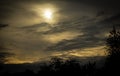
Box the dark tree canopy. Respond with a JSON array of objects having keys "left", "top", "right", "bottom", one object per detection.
[
  {"left": 104, "top": 25, "right": 120, "bottom": 75},
  {"left": 106, "top": 25, "right": 120, "bottom": 56}
]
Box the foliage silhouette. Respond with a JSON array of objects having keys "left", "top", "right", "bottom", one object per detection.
[
  {"left": 104, "top": 25, "right": 120, "bottom": 75},
  {"left": 106, "top": 25, "right": 120, "bottom": 56},
  {"left": 0, "top": 57, "right": 97, "bottom": 76},
  {"left": 37, "top": 57, "right": 96, "bottom": 76}
]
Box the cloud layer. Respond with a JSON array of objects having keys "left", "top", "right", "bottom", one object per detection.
[{"left": 0, "top": 0, "right": 120, "bottom": 64}]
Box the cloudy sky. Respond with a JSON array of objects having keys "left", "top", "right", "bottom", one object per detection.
[{"left": 0, "top": 0, "right": 120, "bottom": 64}]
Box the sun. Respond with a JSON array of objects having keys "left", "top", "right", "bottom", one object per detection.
[
  {"left": 43, "top": 9, "right": 53, "bottom": 20},
  {"left": 39, "top": 6, "right": 58, "bottom": 24}
]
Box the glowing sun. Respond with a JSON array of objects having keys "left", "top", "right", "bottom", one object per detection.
[{"left": 43, "top": 9, "right": 53, "bottom": 20}]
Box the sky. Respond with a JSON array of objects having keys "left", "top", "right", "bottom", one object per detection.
[{"left": 0, "top": 0, "right": 120, "bottom": 64}]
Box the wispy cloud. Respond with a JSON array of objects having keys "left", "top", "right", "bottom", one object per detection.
[{"left": 0, "top": 0, "right": 120, "bottom": 63}]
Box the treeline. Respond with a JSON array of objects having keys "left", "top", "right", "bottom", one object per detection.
[{"left": 0, "top": 57, "right": 97, "bottom": 76}]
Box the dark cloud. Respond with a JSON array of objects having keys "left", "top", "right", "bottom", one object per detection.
[
  {"left": 0, "top": 24, "right": 8, "bottom": 29},
  {"left": 96, "top": 11, "right": 105, "bottom": 17},
  {"left": 0, "top": 45, "right": 14, "bottom": 63},
  {"left": 0, "top": 52, "right": 13, "bottom": 64},
  {"left": 0, "top": 23, "right": 10, "bottom": 63},
  {"left": 45, "top": 33, "right": 104, "bottom": 52},
  {"left": 0, "top": 0, "right": 120, "bottom": 63},
  {"left": 43, "top": 16, "right": 91, "bottom": 34},
  {"left": 44, "top": 13, "right": 114, "bottom": 52},
  {"left": 102, "top": 13, "right": 120, "bottom": 23}
]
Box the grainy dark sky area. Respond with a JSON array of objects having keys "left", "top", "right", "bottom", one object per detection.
[{"left": 0, "top": 0, "right": 120, "bottom": 64}]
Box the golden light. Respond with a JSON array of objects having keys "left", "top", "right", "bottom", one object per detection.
[
  {"left": 44, "top": 9, "right": 53, "bottom": 19},
  {"left": 32, "top": 4, "right": 60, "bottom": 24}
]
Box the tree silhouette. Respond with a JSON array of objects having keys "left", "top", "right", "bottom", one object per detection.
[
  {"left": 37, "top": 57, "right": 97, "bottom": 76},
  {"left": 106, "top": 25, "right": 120, "bottom": 56},
  {"left": 105, "top": 25, "right": 120, "bottom": 75}
]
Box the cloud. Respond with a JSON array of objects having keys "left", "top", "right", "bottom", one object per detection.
[
  {"left": 0, "top": 12, "right": 109, "bottom": 63},
  {"left": 0, "top": 24, "right": 8, "bottom": 29},
  {"left": 1, "top": 0, "right": 120, "bottom": 63},
  {"left": 45, "top": 35, "right": 104, "bottom": 52},
  {"left": 43, "top": 31, "right": 82, "bottom": 43},
  {"left": 0, "top": 0, "right": 52, "bottom": 27},
  {"left": 43, "top": 15, "right": 110, "bottom": 52},
  {"left": 0, "top": 45, "right": 14, "bottom": 63},
  {"left": 101, "top": 13, "right": 120, "bottom": 24},
  {"left": 52, "top": 46, "right": 105, "bottom": 58},
  {"left": 0, "top": 14, "right": 109, "bottom": 63}
]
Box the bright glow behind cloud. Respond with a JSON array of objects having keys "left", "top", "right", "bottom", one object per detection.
[
  {"left": 32, "top": 4, "right": 59, "bottom": 24},
  {"left": 43, "top": 9, "right": 53, "bottom": 19}
]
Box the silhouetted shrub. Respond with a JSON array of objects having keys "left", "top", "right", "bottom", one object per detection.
[{"left": 105, "top": 25, "right": 120, "bottom": 75}]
